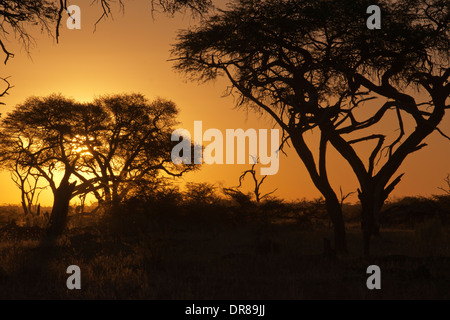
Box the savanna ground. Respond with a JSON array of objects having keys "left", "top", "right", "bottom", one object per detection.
[{"left": 1, "top": 193, "right": 450, "bottom": 300}]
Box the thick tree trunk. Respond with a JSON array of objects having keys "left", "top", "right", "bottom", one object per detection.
[
  {"left": 47, "top": 181, "right": 76, "bottom": 237},
  {"left": 290, "top": 133, "right": 348, "bottom": 255},
  {"left": 362, "top": 206, "right": 372, "bottom": 258},
  {"left": 325, "top": 196, "right": 347, "bottom": 254},
  {"left": 360, "top": 190, "right": 383, "bottom": 257},
  {"left": 110, "top": 182, "right": 123, "bottom": 216}
]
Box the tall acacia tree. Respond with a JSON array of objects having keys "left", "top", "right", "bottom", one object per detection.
[
  {"left": 172, "top": 0, "right": 449, "bottom": 254},
  {"left": 0, "top": 93, "right": 194, "bottom": 236},
  {"left": 328, "top": 0, "right": 449, "bottom": 255},
  {"left": 72, "top": 94, "right": 195, "bottom": 210},
  {"left": 0, "top": 95, "right": 86, "bottom": 235}
]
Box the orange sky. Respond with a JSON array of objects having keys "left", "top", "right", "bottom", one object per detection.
[{"left": 0, "top": 0, "right": 449, "bottom": 206}]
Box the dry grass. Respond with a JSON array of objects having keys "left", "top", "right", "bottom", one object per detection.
[
  {"left": 0, "top": 194, "right": 449, "bottom": 299},
  {"left": 1, "top": 208, "right": 450, "bottom": 299}
]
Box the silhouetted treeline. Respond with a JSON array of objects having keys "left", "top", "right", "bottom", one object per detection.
[{"left": 1, "top": 190, "right": 450, "bottom": 233}]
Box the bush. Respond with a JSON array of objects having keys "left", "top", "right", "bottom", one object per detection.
[
  {"left": 381, "top": 196, "right": 441, "bottom": 228},
  {"left": 183, "top": 182, "right": 219, "bottom": 206}
]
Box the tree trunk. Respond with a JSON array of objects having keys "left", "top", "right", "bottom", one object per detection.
[
  {"left": 21, "top": 201, "right": 29, "bottom": 216},
  {"left": 290, "top": 132, "right": 348, "bottom": 255},
  {"left": 362, "top": 205, "right": 372, "bottom": 258},
  {"left": 109, "top": 182, "right": 122, "bottom": 216},
  {"left": 359, "top": 190, "right": 383, "bottom": 257},
  {"left": 325, "top": 196, "right": 347, "bottom": 254},
  {"left": 47, "top": 181, "right": 76, "bottom": 237}
]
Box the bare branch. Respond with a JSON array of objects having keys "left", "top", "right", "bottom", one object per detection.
[
  {"left": 0, "top": 39, "right": 14, "bottom": 64},
  {"left": 438, "top": 174, "right": 450, "bottom": 195},
  {"left": 436, "top": 127, "right": 450, "bottom": 141},
  {"left": 339, "top": 186, "right": 355, "bottom": 208}
]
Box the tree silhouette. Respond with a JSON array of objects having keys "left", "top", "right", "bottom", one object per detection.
[
  {"left": 0, "top": 95, "right": 82, "bottom": 235},
  {"left": 324, "top": 0, "right": 449, "bottom": 255},
  {"left": 184, "top": 182, "right": 218, "bottom": 205},
  {"left": 0, "top": 93, "right": 194, "bottom": 236},
  {"left": 10, "top": 162, "right": 45, "bottom": 217},
  {"left": 172, "top": 0, "right": 449, "bottom": 254},
  {"left": 236, "top": 162, "right": 278, "bottom": 203},
  {"left": 73, "top": 94, "right": 196, "bottom": 211}
]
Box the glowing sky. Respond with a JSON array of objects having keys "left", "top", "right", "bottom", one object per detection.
[{"left": 0, "top": 0, "right": 449, "bottom": 206}]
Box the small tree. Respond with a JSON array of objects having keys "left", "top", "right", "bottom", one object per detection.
[
  {"left": 184, "top": 182, "right": 218, "bottom": 205},
  {"left": 10, "top": 164, "right": 45, "bottom": 217},
  {"left": 235, "top": 162, "right": 278, "bottom": 203},
  {"left": 0, "top": 95, "right": 85, "bottom": 235}
]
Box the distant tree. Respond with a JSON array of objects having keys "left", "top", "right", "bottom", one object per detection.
[
  {"left": 0, "top": 93, "right": 194, "bottom": 236},
  {"left": 127, "top": 177, "right": 183, "bottom": 205},
  {"left": 235, "top": 161, "right": 277, "bottom": 203},
  {"left": 73, "top": 94, "right": 196, "bottom": 211},
  {"left": 184, "top": 182, "right": 218, "bottom": 205},
  {"left": 222, "top": 187, "right": 253, "bottom": 208},
  {"left": 9, "top": 162, "right": 45, "bottom": 217},
  {"left": 172, "top": 0, "right": 449, "bottom": 255},
  {"left": 0, "top": 95, "right": 85, "bottom": 235}
]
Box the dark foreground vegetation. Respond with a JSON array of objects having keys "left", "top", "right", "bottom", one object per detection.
[{"left": 1, "top": 189, "right": 450, "bottom": 299}]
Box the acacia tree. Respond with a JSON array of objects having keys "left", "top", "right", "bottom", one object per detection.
[
  {"left": 172, "top": 0, "right": 356, "bottom": 253},
  {"left": 0, "top": 93, "right": 194, "bottom": 236},
  {"left": 10, "top": 163, "right": 45, "bottom": 217},
  {"left": 172, "top": 0, "right": 449, "bottom": 254},
  {"left": 328, "top": 0, "right": 449, "bottom": 255},
  {"left": 71, "top": 94, "right": 195, "bottom": 211},
  {"left": 236, "top": 162, "right": 278, "bottom": 203},
  {"left": 0, "top": 95, "right": 87, "bottom": 235}
]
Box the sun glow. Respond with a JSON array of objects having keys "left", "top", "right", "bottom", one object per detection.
[{"left": 71, "top": 135, "right": 96, "bottom": 156}]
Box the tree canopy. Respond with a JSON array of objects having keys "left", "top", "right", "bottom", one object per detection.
[{"left": 0, "top": 93, "right": 195, "bottom": 235}]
